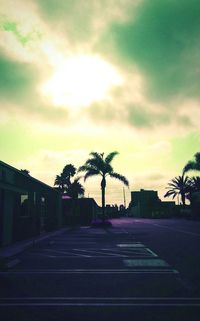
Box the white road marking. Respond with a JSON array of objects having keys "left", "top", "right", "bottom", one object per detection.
[
  {"left": 0, "top": 297, "right": 199, "bottom": 306},
  {"left": 73, "top": 248, "right": 125, "bottom": 257},
  {"left": 145, "top": 248, "right": 158, "bottom": 257},
  {"left": 146, "top": 222, "right": 200, "bottom": 237},
  {"left": 2, "top": 297, "right": 198, "bottom": 300},
  {"left": 43, "top": 249, "right": 91, "bottom": 257},
  {"left": 0, "top": 269, "right": 178, "bottom": 274},
  {"left": 0, "top": 303, "right": 199, "bottom": 307},
  {"left": 102, "top": 247, "right": 157, "bottom": 257},
  {"left": 117, "top": 243, "right": 145, "bottom": 248},
  {"left": 124, "top": 259, "right": 170, "bottom": 267}
]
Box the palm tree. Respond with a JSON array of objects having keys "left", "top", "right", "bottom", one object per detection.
[
  {"left": 164, "top": 174, "right": 190, "bottom": 205},
  {"left": 67, "top": 177, "right": 85, "bottom": 199},
  {"left": 188, "top": 176, "right": 200, "bottom": 193},
  {"left": 78, "top": 151, "right": 129, "bottom": 221},
  {"left": 184, "top": 152, "right": 200, "bottom": 173},
  {"left": 54, "top": 173, "right": 66, "bottom": 193},
  {"left": 54, "top": 164, "right": 77, "bottom": 193},
  {"left": 62, "top": 164, "right": 76, "bottom": 187}
]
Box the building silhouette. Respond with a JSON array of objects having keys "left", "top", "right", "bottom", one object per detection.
[
  {"left": 0, "top": 161, "right": 62, "bottom": 247},
  {"left": 129, "top": 189, "right": 175, "bottom": 218}
]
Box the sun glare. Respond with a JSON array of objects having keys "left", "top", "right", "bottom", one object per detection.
[{"left": 41, "top": 55, "right": 123, "bottom": 108}]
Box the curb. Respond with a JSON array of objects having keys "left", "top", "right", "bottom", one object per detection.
[{"left": 0, "top": 228, "right": 68, "bottom": 270}]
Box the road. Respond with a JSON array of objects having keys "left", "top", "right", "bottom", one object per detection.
[{"left": 1, "top": 218, "right": 200, "bottom": 320}]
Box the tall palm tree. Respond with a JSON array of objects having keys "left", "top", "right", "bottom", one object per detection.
[
  {"left": 164, "top": 174, "right": 190, "bottom": 205},
  {"left": 184, "top": 152, "right": 200, "bottom": 173},
  {"left": 78, "top": 151, "right": 129, "bottom": 220}
]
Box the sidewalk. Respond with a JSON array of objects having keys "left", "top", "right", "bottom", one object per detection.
[{"left": 0, "top": 227, "right": 68, "bottom": 260}]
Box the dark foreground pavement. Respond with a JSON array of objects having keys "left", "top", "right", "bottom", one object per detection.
[{"left": 1, "top": 218, "right": 200, "bottom": 320}]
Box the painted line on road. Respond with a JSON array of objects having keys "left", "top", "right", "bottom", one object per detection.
[
  {"left": 110, "top": 247, "right": 156, "bottom": 255},
  {"left": 101, "top": 248, "right": 154, "bottom": 257},
  {"left": 72, "top": 248, "right": 126, "bottom": 257},
  {"left": 117, "top": 243, "right": 145, "bottom": 248},
  {"left": 25, "top": 254, "right": 157, "bottom": 259},
  {"left": 0, "top": 269, "right": 178, "bottom": 274},
  {"left": 43, "top": 249, "right": 91, "bottom": 257},
  {"left": 145, "top": 248, "right": 158, "bottom": 257},
  {"left": 124, "top": 259, "right": 170, "bottom": 267},
  {"left": 146, "top": 222, "right": 200, "bottom": 237},
  {"left": 1, "top": 297, "right": 199, "bottom": 300},
  {"left": 0, "top": 302, "right": 199, "bottom": 307}
]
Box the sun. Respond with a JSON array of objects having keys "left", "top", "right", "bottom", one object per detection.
[{"left": 41, "top": 54, "right": 123, "bottom": 109}]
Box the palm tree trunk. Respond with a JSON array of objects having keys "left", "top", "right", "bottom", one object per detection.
[
  {"left": 101, "top": 176, "right": 106, "bottom": 222},
  {"left": 181, "top": 193, "right": 186, "bottom": 206}
]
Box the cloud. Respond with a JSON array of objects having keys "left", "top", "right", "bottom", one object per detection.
[
  {"left": 35, "top": 0, "right": 136, "bottom": 44},
  {"left": 0, "top": 16, "right": 41, "bottom": 45},
  {"left": 107, "top": 0, "right": 200, "bottom": 101},
  {"left": 0, "top": 51, "right": 69, "bottom": 125},
  {"left": 0, "top": 52, "right": 37, "bottom": 101}
]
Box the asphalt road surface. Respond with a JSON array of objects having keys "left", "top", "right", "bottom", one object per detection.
[{"left": 1, "top": 218, "right": 200, "bottom": 321}]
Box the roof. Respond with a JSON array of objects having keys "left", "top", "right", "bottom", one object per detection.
[{"left": 0, "top": 160, "right": 59, "bottom": 192}]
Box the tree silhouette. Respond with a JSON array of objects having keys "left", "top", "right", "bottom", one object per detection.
[
  {"left": 67, "top": 177, "right": 85, "bottom": 199},
  {"left": 54, "top": 173, "right": 66, "bottom": 193},
  {"left": 62, "top": 164, "right": 76, "bottom": 186},
  {"left": 78, "top": 151, "right": 129, "bottom": 221},
  {"left": 164, "top": 174, "right": 190, "bottom": 205},
  {"left": 188, "top": 176, "right": 200, "bottom": 194},
  {"left": 21, "top": 169, "right": 30, "bottom": 175},
  {"left": 54, "top": 164, "right": 84, "bottom": 198},
  {"left": 184, "top": 152, "right": 200, "bottom": 173}
]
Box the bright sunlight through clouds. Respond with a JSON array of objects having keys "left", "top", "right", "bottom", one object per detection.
[
  {"left": 41, "top": 55, "right": 123, "bottom": 109},
  {"left": 1, "top": 0, "right": 200, "bottom": 205}
]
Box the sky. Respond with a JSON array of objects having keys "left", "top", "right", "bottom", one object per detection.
[{"left": 0, "top": 0, "right": 200, "bottom": 206}]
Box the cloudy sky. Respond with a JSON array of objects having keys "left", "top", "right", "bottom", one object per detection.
[{"left": 0, "top": 0, "right": 200, "bottom": 205}]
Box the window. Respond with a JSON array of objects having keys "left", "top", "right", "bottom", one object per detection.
[{"left": 20, "top": 193, "right": 29, "bottom": 217}]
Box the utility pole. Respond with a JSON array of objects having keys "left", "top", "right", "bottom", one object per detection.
[{"left": 123, "top": 187, "right": 126, "bottom": 209}]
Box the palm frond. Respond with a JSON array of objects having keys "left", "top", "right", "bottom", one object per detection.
[
  {"left": 78, "top": 164, "right": 97, "bottom": 172},
  {"left": 184, "top": 153, "right": 200, "bottom": 173},
  {"left": 62, "top": 164, "right": 76, "bottom": 177},
  {"left": 109, "top": 172, "right": 129, "bottom": 187},
  {"left": 164, "top": 190, "right": 177, "bottom": 198},
  {"left": 105, "top": 151, "right": 119, "bottom": 164},
  {"left": 84, "top": 170, "right": 100, "bottom": 182}
]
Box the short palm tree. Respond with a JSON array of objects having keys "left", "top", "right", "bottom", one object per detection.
[
  {"left": 164, "top": 174, "right": 190, "bottom": 205},
  {"left": 54, "top": 173, "right": 66, "bottom": 193},
  {"left": 78, "top": 151, "right": 129, "bottom": 220},
  {"left": 67, "top": 177, "right": 85, "bottom": 199},
  {"left": 54, "top": 164, "right": 77, "bottom": 193},
  {"left": 62, "top": 164, "right": 76, "bottom": 187},
  {"left": 188, "top": 176, "right": 200, "bottom": 193},
  {"left": 184, "top": 152, "right": 200, "bottom": 173}
]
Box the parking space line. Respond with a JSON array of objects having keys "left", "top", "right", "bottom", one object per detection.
[
  {"left": 43, "top": 249, "right": 91, "bottom": 257},
  {"left": 145, "top": 248, "right": 158, "bottom": 257},
  {"left": 0, "top": 269, "right": 178, "bottom": 274},
  {"left": 124, "top": 259, "right": 170, "bottom": 267},
  {"left": 73, "top": 248, "right": 127, "bottom": 257},
  {"left": 2, "top": 296, "right": 199, "bottom": 306},
  {"left": 117, "top": 243, "right": 145, "bottom": 248}
]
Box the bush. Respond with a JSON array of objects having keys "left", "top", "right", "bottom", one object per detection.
[{"left": 91, "top": 218, "right": 112, "bottom": 228}]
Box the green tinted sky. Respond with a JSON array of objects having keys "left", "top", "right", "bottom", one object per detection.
[{"left": 0, "top": 0, "right": 199, "bottom": 205}]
